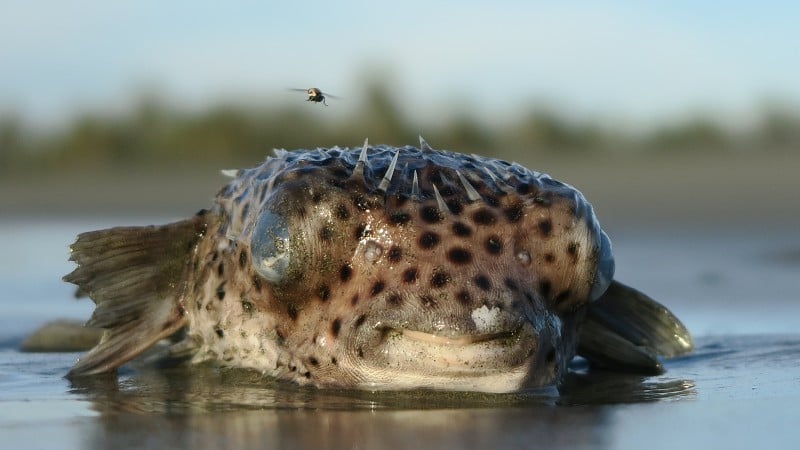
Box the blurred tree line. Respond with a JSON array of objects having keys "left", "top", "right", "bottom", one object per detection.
[{"left": 1, "top": 79, "right": 798, "bottom": 174}]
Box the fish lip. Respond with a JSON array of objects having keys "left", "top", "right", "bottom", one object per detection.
[{"left": 394, "top": 326, "right": 522, "bottom": 346}]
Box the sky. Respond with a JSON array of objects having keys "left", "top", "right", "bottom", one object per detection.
[{"left": 1, "top": 0, "right": 798, "bottom": 128}]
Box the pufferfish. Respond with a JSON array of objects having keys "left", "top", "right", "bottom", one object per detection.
[{"left": 64, "top": 138, "right": 693, "bottom": 393}]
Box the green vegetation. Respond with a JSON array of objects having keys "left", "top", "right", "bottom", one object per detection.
[{"left": 2, "top": 84, "right": 798, "bottom": 174}]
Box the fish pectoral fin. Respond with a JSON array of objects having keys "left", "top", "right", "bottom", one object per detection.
[
  {"left": 63, "top": 214, "right": 211, "bottom": 377},
  {"left": 577, "top": 320, "right": 663, "bottom": 374},
  {"left": 577, "top": 280, "right": 694, "bottom": 373}
]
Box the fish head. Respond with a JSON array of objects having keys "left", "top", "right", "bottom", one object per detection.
[{"left": 237, "top": 143, "right": 614, "bottom": 392}]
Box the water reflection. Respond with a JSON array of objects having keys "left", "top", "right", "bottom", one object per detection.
[
  {"left": 68, "top": 363, "right": 696, "bottom": 415},
  {"left": 65, "top": 364, "right": 696, "bottom": 449}
]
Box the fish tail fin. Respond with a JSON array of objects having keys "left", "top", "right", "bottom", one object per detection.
[
  {"left": 63, "top": 214, "right": 210, "bottom": 377},
  {"left": 577, "top": 280, "right": 694, "bottom": 374}
]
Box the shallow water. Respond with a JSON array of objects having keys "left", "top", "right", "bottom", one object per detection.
[{"left": 1, "top": 219, "right": 799, "bottom": 449}]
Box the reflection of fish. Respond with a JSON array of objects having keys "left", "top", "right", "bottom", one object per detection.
[
  {"left": 289, "top": 87, "right": 338, "bottom": 106},
  {"left": 64, "top": 138, "right": 693, "bottom": 393}
]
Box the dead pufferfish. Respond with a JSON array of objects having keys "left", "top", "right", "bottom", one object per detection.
[{"left": 64, "top": 138, "right": 693, "bottom": 393}]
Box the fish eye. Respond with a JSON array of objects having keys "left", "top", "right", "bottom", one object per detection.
[{"left": 250, "top": 209, "right": 291, "bottom": 283}]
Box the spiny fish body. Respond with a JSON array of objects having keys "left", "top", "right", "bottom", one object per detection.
[{"left": 64, "top": 139, "right": 692, "bottom": 393}]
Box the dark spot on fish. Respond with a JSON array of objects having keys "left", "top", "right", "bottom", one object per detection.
[
  {"left": 421, "top": 205, "right": 444, "bottom": 224},
  {"left": 287, "top": 304, "right": 298, "bottom": 321},
  {"left": 555, "top": 290, "right": 571, "bottom": 303},
  {"left": 215, "top": 327, "right": 224, "bottom": 338},
  {"left": 516, "top": 183, "right": 533, "bottom": 195},
  {"left": 419, "top": 232, "right": 440, "bottom": 249},
  {"left": 474, "top": 274, "right": 492, "bottom": 291},
  {"left": 472, "top": 208, "right": 496, "bottom": 225},
  {"left": 241, "top": 299, "right": 253, "bottom": 314},
  {"left": 446, "top": 199, "right": 463, "bottom": 214},
  {"left": 211, "top": 251, "right": 219, "bottom": 262},
  {"left": 431, "top": 270, "right": 451, "bottom": 288},
  {"left": 447, "top": 247, "right": 472, "bottom": 265},
  {"left": 217, "top": 262, "right": 224, "bottom": 276},
  {"left": 544, "top": 253, "right": 555, "bottom": 263},
  {"left": 252, "top": 276, "right": 262, "bottom": 291},
  {"left": 378, "top": 326, "right": 392, "bottom": 343},
  {"left": 402, "top": 267, "right": 419, "bottom": 283},
  {"left": 485, "top": 236, "right": 503, "bottom": 255},
  {"left": 303, "top": 372, "right": 312, "bottom": 379},
  {"left": 420, "top": 295, "right": 436, "bottom": 308},
  {"left": 357, "top": 347, "right": 365, "bottom": 358},
  {"left": 484, "top": 195, "right": 500, "bottom": 207},
  {"left": 567, "top": 242, "right": 579, "bottom": 261},
  {"left": 316, "top": 284, "right": 330, "bottom": 302},
  {"left": 538, "top": 219, "right": 552, "bottom": 236},
  {"left": 504, "top": 278, "right": 518, "bottom": 291},
  {"left": 504, "top": 203, "right": 524, "bottom": 222},
  {"left": 387, "top": 246, "right": 403, "bottom": 263},
  {"left": 452, "top": 222, "right": 472, "bottom": 237},
  {"left": 439, "top": 185, "right": 455, "bottom": 197},
  {"left": 354, "top": 314, "right": 366, "bottom": 329},
  {"left": 331, "top": 357, "right": 338, "bottom": 365},
  {"left": 389, "top": 211, "right": 411, "bottom": 225},
  {"left": 216, "top": 282, "right": 226, "bottom": 301},
  {"left": 351, "top": 294, "right": 359, "bottom": 306},
  {"left": 340, "top": 263, "right": 353, "bottom": 283},
  {"left": 539, "top": 280, "right": 552, "bottom": 298},
  {"left": 319, "top": 224, "right": 334, "bottom": 241},
  {"left": 387, "top": 293, "right": 403, "bottom": 307},
  {"left": 371, "top": 281, "right": 385, "bottom": 296},
  {"left": 425, "top": 168, "right": 442, "bottom": 184},
  {"left": 331, "top": 319, "right": 341, "bottom": 338},
  {"left": 335, "top": 203, "right": 350, "bottom": 220},
  {"left": 457, "top": 290, "right": 471, "bottom": 305},
  {"left": 239, "top": 249, "right": 247, "bottom": 268}
]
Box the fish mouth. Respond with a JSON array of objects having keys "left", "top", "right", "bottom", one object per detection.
[{"left": 349, "top": 321, "right": 546, "bottom": 393}]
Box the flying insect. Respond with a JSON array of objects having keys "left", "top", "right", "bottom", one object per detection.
[{"left": 289, "top": 87, "right": 339, "bottom": 106}]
